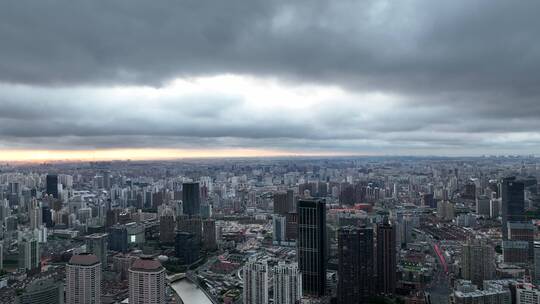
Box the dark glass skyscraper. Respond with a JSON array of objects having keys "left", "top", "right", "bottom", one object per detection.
[
  {"left": 175, "top": 231, "right": 200, "bottom": 265},
  {"left": 297, "top": 199, "right": 326, "bottom": 297},
  {"left": 46, "top": 174, "right": 58, "bottom": 199},
  {"left": 274, "top": 191, "right": 289, "bottom": 215},
  {"left": 182, "top": 182, "right": 200, "bottom": 216},
  {"left": 42, "top": 206, "right": 53, "bottom": 228},
  {"left": 377, "top": 222, "right": 397, "bottom": 295},
  {"left": 108, "top": 225, "right": 128, "bottom": 253},
  {"left": 338, "top": 226, "right": 374, "bottom": 304},
  {"left": 501, "top": 177, "right": 525, "bottom": 240}
]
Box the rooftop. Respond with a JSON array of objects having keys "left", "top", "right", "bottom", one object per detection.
[
  {"left": 69, "top": 253, "right": 100, "bottom": 266},
  {"left": 130, "top": 257, "right": 164, "bottom": 272}
]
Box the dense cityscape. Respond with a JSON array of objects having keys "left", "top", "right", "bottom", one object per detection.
[{"left": 0, "top": 156, "right": 539, "bottom": 303}]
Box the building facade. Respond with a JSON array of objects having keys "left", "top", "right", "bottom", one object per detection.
[
  {"left": 377, "top": 222, "right": 397, "bottom": 295},
  {"left": 128, "top": 257, "right": 166, "bottom": 304},
  {"left": 66, "top": 254, "right": 102, "bottom": 304},
  {"left": 243, "top": 259, "right": 269, "bottom": 304},
  {"left": 297, "top": 199, "right": 327, "bottom": 297},
  {"left": 273, "top": 262, "right": 302, "bottom": 304},
  {"left": 338, "top": 226, "right": 374, "bottom": 303}
]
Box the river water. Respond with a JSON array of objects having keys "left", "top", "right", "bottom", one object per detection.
[{"left": 171, "top": 278, "right": 213, "bottom": 304}]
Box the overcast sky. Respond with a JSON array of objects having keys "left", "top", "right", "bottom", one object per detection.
[{"left": 1, "top": 0, "right": 540, "bottom": 159}]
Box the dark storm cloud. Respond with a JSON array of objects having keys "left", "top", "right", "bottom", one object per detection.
[
  {"left": 1, "top": 0, "right": 539, "bottom": 92},
  {"left": 1, "top": 0, "right": 540, "bottom": 154}
]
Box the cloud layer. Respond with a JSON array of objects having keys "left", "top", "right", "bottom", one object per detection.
[{"left": 1, "top": 0, "right": 540, "bottom": 156}]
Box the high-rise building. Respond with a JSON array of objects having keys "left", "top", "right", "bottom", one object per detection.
[
  {"left": 535, "top": 242, "right": 540, "bottom": 285},
  {"left": 202, "top": 219, "right": 217, "bottom": 251},
  {"left": 15, "top": 278, "right": 64, "bottom": 304},
  {"left": 66, "top": 254, "right": 102, "bottom": 304},
  {"left": 273, "top": 262, "right": 302, "bottom": 304},
  {"left": 175, "top": 231, "right": 200, "bottom": 265},
  {"left": 42, "top": 205, "right": 53, "bottom": 228},
  {"left": 103, "top": 171, "right": 111, "bottom": 190},
  {"left": 516, "top": 283, "right": 540, "bottom": 304},
  {"left": 461, "top": 239, "right": 495, "bottom": 287},
  {"left": 274, "top": 192, "right": 289, "bottom": 215},
  {"left": 243, "top": 259, "right": 269, "bottom": 304},
  {"left": 501, "top": 177, "right": 525, "bottom": 240},
  {"left": 29, "top": 199, "right": 42, "bottom": 230},
  {"left": 377, "top": 222, "right": 397, "bottom": 295},
  {"left": 0, "top": 242, "right": 3, "bottom": 271},
  {"left": 297, "top": 199, "right": 327, "bottom": 297},
  {"left": 285, "top": 212, "right": 298, "bottom": 242},
  {"left": 46, "top": 174, "right": 59, "bottom": 199},
  {"left": 273, "top": 215, "right": 287, "bottom": 245},
  {"left": 18, "top": 236, "right": 40, "bottom": 273},
  {"left": 476, "top": 195, "right": 491, "bottom": 217},
  {"left": 177, "top": 215, "right": 202, "bottom": 244},
  {"left": 113, "top": 253, "right": 136, "bottom": 280},
  {"left": 85, "top": 233, "right": 109, "bottom": 269},
  {"left": 159, "top": 207, "right": 176, "bottom": 244},
  {"left": 108, "top": 224, "right": 128, "bottom": 253},
  {"left": 287, "top": 189, "right": 296, "bottom": 212},
  {"left": 129, "top": 256, "right": 166, "bottom": 304},
  {"left": 507, "top": 221, "right": 535, "bottom": 260},
  {"left": 338, "top": 226, "right": 374, "bottom": 303},
  {"left": 182, "top": 182, "right": 200, "bottom": 216}
]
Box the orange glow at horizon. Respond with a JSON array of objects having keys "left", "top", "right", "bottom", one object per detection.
[{"left": 0, "top": 148, "right": 348, "bottom": 162}]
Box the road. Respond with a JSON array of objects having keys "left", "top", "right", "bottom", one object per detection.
[{"left": 428, "top": 243, "right": 452, "bottom": 304}]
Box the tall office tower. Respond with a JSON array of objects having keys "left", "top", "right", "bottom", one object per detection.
[
  {"left": 102, "top": 171, "right": 111, "bottom": 190},
  {"left": 285, "top": 212, "right": 298, "bottom": 241},
  {"left": 318, "top": 182, "right": 328, "bottom": 197},
  {"left": 476, "top": 195, "right": 491, "bottom": 217},
  {"left": 376, "top": 222, "right": 397, "bottom": 295},
  {"left": 0, "top": 242, "right": 3, "bottom": 271},
  {"left": 177, "top": 216, "right": 202, "bottom": 244},
  {"left": 42, "top": 205, "right": 53, "bottom": 228},
  {"left": 66, "top": 254, "right": 102, "bottom": 304},
  {"left": 534, "top": 242, "right": 540, "bottom": 284},
  {"left": 273, "top": 262, "right": 302, "bottom": 304},
  {"left": 128, "top": 257, "right": 166, "bottom": 304},
  {"left": 108, "top": 224, "right": 128, "bottom": 253},
  {"left": 29, "top": 199, "right": 42, "bottom": 230},
  {"left": 507, "top": 221, "right": 536, "bottom": 261},
  {"left": 461, "top": 239, "right": 495, "bottom": 287},
  {"left": 182, "top": 182, "right": 200, "bottom": 216},
  {"left": 297, "top": 199, "right": 327, "bottom": 297},
  {"left": 274, "top": 192, "right": 289, "bottom": 215},
  {"left": 175, "top": 231, "right": 200, "bottom": 265},
  {"left": 243, "top": 259, "right": 269, "bottom": 304},
  {"left": 159, "top": 207, "right": 176, "bottom": 244},
  {"left": 46, "top": 174, "right": 59, "bottom": 199},
  {"left": 287, "top": 189, "right": 296, "bottom": 212},
  {"left": 0, "top": 199, "right": 10, "bottom": 223},
  {"left": 504, "top": 222, "right": 535, "bottom": 263},
  {"left": 501, "top": 177, "right": 525, "bottom": 240},
  {"left": 273, "top": 215, "right": 287, "bottom": 245},
  {"left": 16, "top": 278, "right": 64, "bottom": 304},
  {"left": 200, "top": 203, "right": 212, "bottom": 218},
  {"left": 202, "top": 219, "right": 217, "bottom": 251},
  {"left": 338, "top": 226, "right": 374, "bottom": 303},
  {"left": 18, "top": 236, "right": 40, "bottom": 273},
  {"left": 85, "top": 233, "right": 109, "bottom": 269}
]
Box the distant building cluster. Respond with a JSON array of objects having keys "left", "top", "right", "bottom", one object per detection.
[{"left": 1, "top": 157, "right": 540, "bottom": 303}]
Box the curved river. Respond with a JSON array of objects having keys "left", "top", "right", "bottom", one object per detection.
[{"left": 171, "top": 279, "right": 213, "bottom": 304}]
